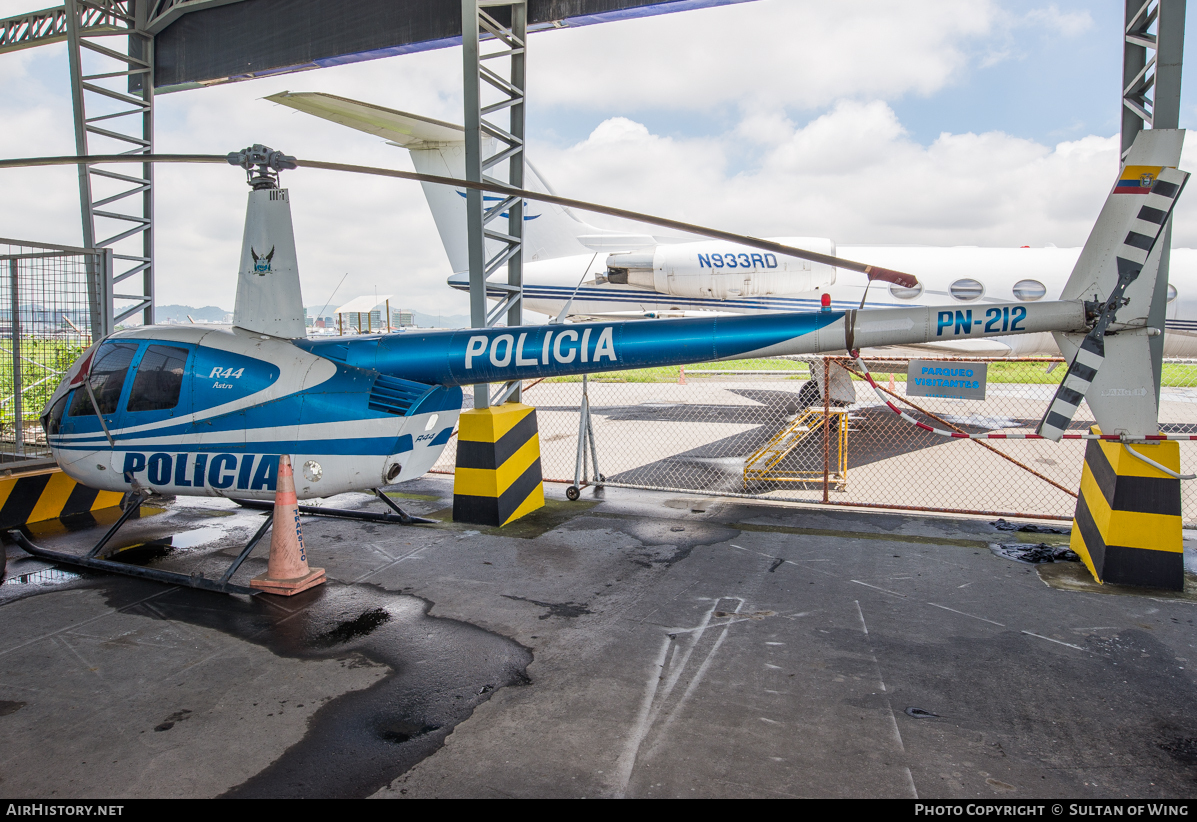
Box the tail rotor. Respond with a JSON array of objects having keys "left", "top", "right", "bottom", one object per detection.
[{"left": 1036, "top": 138, "right": 1189, "bottom": 440}]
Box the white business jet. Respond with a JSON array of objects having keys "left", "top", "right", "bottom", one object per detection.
[{"left": 269, "top": 91, "right": 1197, "bottom": 357}]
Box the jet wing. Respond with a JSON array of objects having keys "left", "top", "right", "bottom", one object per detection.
[{"left": 266, "top": 91, "right": 463, "bottom": 149}]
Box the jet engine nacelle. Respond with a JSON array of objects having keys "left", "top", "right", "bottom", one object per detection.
[{"left": 603, "top": 238, "right": 837, "bottom": 301}]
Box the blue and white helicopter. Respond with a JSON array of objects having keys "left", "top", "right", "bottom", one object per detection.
[{"left": 16, "top": 132, "right": 1188, "bottom": 593}]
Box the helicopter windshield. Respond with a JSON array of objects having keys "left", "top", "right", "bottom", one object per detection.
[{"left": 67, "top": 342, "right": 138, "bottom": 417}]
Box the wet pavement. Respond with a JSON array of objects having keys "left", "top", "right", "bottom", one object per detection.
[{"left": 1, "top": 479, "right": 1196, "bottom": 798}]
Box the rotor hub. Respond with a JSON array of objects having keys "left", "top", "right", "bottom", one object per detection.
[{"left": 227, "top": 144, "right": 298, "bottom": 190}]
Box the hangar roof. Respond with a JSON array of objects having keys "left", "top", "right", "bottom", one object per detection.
[{"left": 153, "top": 0, "right": 753, "bottom": 92}]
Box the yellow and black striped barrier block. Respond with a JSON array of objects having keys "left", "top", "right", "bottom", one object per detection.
[
  {"left": 0, "top": 467, "right": 125, "bottom": 531},
  {"left": 453, "top": 403, "right": 545, "bottom": 527},
  {"left": 1072, "top": 427, "right": 1184, "bottom": 590}
]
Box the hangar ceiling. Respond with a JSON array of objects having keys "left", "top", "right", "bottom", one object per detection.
[{"left": 151, "top": 0, "right": 753, "bottom": 91}]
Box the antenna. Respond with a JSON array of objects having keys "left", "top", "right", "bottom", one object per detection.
[{"left": 318, "top": 273, "right": 349, "bottom": 320}]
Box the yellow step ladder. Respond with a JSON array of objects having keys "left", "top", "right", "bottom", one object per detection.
[{"left": 744, "top": 408, "right": 850, "bottom": 489}]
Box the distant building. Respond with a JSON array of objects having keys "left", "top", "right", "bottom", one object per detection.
[{"left": 393, "top": 309, "right": 414, "bottom": 328}]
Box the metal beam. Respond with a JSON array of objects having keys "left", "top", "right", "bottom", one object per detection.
[
  {"left": 66, "top": 0, "right": 154, "bottom": 331},
  {"left": 1122, "top": 0, "right": 1185, "bottom": 409},
  {"left": 150, "top": 0, "right": 757, "bottom": 92},
  {"left": 1122, "top": 0, "right": 1186, "bottom": 155},
  {"left": 0, "top": 1, "right": 129, "bottom": 56},
  {"left": 463, "top": 0, "right": 526, "bottom": 409},
  {"left": 143, "top": 0, "right": 243, "bottom": 35}
]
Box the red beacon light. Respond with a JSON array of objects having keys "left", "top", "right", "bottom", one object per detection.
[{"left": 820, "top": 292, "right": 831, "bottom": 311}]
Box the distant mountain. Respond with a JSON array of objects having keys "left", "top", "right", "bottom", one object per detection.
[{"left": 156, "top": 304, "right": 229, "bottom": 322}]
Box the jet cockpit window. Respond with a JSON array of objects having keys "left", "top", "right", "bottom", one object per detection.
[
  {"left": 127, "top": 345, "right": 189, "bottom": 413},
  {"left": 1012, "top": 279, "right": 1047, "bottom": 301},
  {"left": 67, "top": 342, "right": 138, "bottom": 417},
  {"left": 949, "top": 279, "right": 985, "bottom": 301},
  {"left": 888, "top": 282, "right": 923, "bottom": 300}
]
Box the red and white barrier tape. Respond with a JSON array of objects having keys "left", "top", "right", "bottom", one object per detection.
[{"left": 849, "top": 355, "right": 1197, "bottom": 443}]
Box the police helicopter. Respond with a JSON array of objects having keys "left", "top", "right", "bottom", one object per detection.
[{"left": 3, "top": 130, "right": 1186, "bottom": 593}]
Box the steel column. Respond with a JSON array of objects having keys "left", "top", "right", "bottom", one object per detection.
[
  {"left": 462, "top": 0, "right": 527, "bottom": 409},
  {"left": 65, "top": 0, "right": 154, "bottom": 332},
  {"left": 1122, "top": 0, "right": 1185, "bottom": 406},
  {"left": 8, "top": 258, "right": 21, "bottom": 455},
  {"left": 1122, "top": 0, "right": 1186, "bottom": 152}
]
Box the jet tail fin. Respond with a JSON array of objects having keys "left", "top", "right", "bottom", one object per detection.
[
  {"left": 1037, "top": 129, "right": 1188, "bottom": 439},
  {"left": 266, "top": 91, "right": 630, "bottom": 271}
]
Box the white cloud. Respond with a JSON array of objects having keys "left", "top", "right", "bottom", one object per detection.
[
  {"left": 532, "top": 100, "right": 1187, "bottom": 254},
  {"left": 533, "top": 0, "right": 997, "bottom": 112},
  {"left": 0, "top": 0, "right": 1178, "bottom": 324},
  {"left": 977, "top": 4, "right": 1095, "bottom": 69},
  {"left": 146, "top": 50, "right": 470, "bottom": 314},
  {"left": 1023, "top": 5, "right": 1094, "bottom": 38}
]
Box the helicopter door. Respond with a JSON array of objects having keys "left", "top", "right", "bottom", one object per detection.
[
  {"left": 58, "top": 341, "right": 139, "bottom": 470},
  {"left": 109, "top": 344, "right": 192, "bottom": 490}
]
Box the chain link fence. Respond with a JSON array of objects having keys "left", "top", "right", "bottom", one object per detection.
[
  {"left": 431, "top": 355, "right": 1197, "bottom": 525},
  {"left": 0, "top": 239, "right": 106, "bottom": 465}
]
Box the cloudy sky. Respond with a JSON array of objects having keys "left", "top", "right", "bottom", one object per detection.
[{"left": 2, "top": 0, "right": 1197, "bottom": 320}]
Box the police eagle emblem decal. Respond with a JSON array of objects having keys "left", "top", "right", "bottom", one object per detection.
[{"left": 250, "top": 246, "right": 275, "bottom": 275}]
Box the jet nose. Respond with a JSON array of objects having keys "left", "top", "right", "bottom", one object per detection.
[{"left": 447, "top": 272, "right": 469, "bottom": 292}]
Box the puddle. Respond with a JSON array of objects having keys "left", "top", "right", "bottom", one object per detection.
[
  {"left": 431, "top": 498, "right": 601, "bottom": 540},
  {"left": 166, "top": 526, "right": 229, "bottom": 550},
  {"left": 1038, "top": 562, "right": 1197, "bottom": 602},
  {"left": 93, "top": 580, "right": 532, "bottom": 799},
  {"left": 1159, "top": 738, "right": 1197, "bottom": 764},
  {"left": 502, "top": 595, "right": 592, "bottom": 620},
  {"left": 1, "top": 566, "right": 82, "bottom": 588},
  {"left": 1185, "top": 543, "right": 1197, "bottom": 576},
  {"left": 104, "top": 525, "right": 244, "bottom": 566},
  {"left": 312, "top": 607, "right": 392, "bottom": 646}
]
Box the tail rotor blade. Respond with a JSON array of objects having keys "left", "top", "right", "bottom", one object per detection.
[{"left": 1037, "top": 333, "right": 1105, "bottom": 440}]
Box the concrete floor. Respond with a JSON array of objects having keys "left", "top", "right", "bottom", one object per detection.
[{"left": 1, "top": 478, "right": 1196, "bottom": 799}]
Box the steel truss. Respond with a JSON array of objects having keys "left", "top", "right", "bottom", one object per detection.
[
  {"left": 0, "top": 2, "right": 123, "bottom": 54},
  {"left": 462, "top": 0, "right": 527, "bottom": 409},
  {"left": 64, "top": 0, "right": 154, "bottom": 329},
  {"left": 1122, "top": 0, "right": 1186, "bottom": 155},
  {"left": 1121, "top": 0, "right": 1186, "bottom": 405}
]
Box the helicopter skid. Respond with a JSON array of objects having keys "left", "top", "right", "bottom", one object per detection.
[
  {"left": 232, "top": 494, "right": 436, "bottom": 525},
  {"left": 7, "top": 497, "right": 272, "bottom": 595}
]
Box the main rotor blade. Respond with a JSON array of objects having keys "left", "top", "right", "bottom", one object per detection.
[
  {"left": 0, "top": 152, "right": 917, "bottom": 288},
  {"left": 1037, "top": 333, "right": 1104, "bottom": 441}
]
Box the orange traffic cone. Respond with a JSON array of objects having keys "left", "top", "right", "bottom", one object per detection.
[
  {"left": 251, "top": 455, "right": 326, "bottom": 596},
  {"left": 679, "top": 365, "right": 686, "bottom": 385},
  {"left": 887, "top": 373, "right": 896, "bottom": 393}
]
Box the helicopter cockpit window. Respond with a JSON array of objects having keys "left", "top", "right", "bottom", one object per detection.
[
  {"left": 67, "top": 342, "right": 138, "bottom": 417},
  {"left": 127, "top": 345, "right": 189, "bottom": 413}
]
